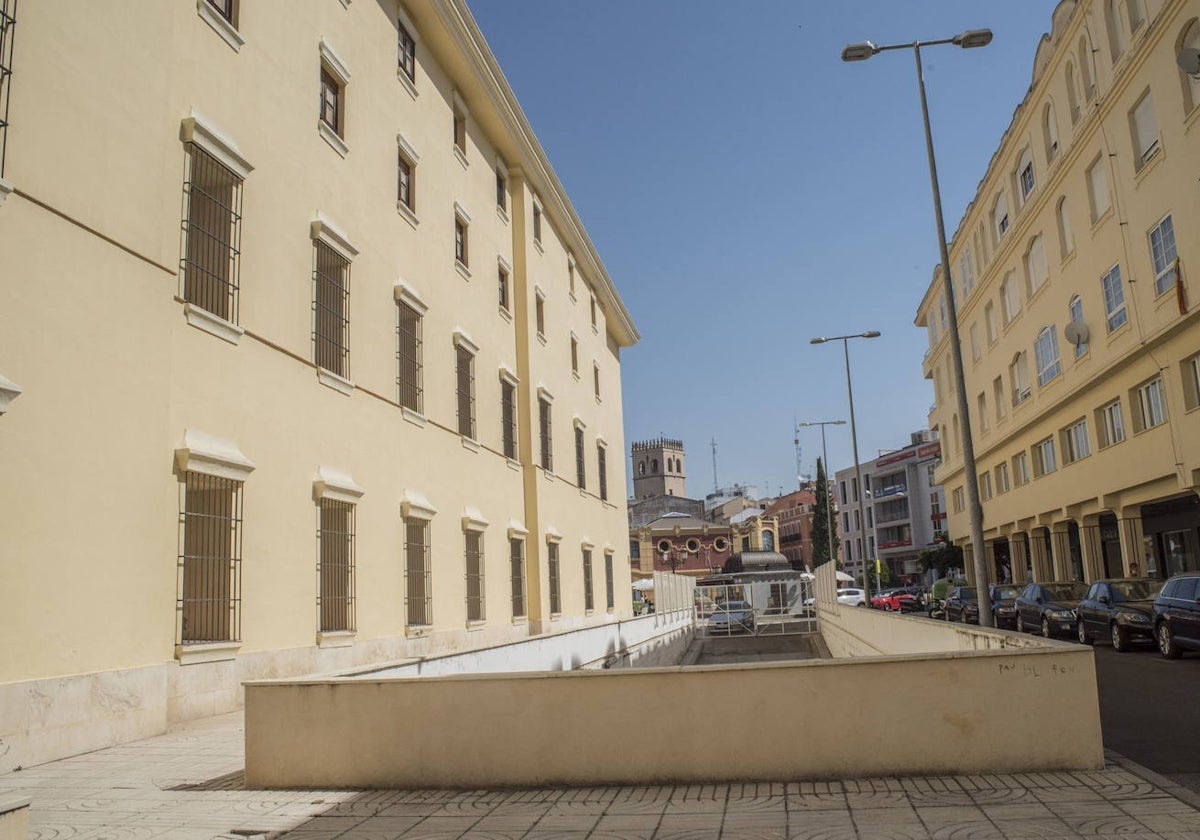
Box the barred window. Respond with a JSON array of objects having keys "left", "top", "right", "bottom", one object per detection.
[
  {"left": 465, "top": 531, "right": 484, "bottom": 622},
  {"left": 598, "top": 444, "right": 608, "bottom": 502},
  {"left": 318, "top": 499, "right": 355, "bottom": 632},
  {"left": 0, "top": 0, "right": 16, "bottom": 179},
  {"left": 178, "top": 471, "right": 243, "bottom": 644},
  {"left": 547, "top": 541, "right": 561, "bottom": 615},
  {"left": 455, "top": 344, "right": 475, "bottom": 439},
  {"left": 396, "top": 301, "right": 423, "bottom": 412},
  {"left": 405, "top": 519, "right": 431, "bottom": 627},
  {"left": 510, "top": 538, "right": 526, "bottom": 618},
  {"left": 574, "top": 425, "right": 586, "bottom": 488},
  {"left": 397, "top": 20, "right": 416, "bottom": 82},
  {"left": 604, "top": 552, "right": 615, "bottom": 611},
  {"left": 182, "top": 144, "right": 243, "bottom": 323},
  {"left": 501, "top": 377, "right": 517, "bottom": 460},
  {"left": 583, "top": 548, "right": 594, "bottom": 612},
  {"left": 539, "top": 396, "right": 553, "bottom": 470},
  {"left": 314, "top": 241, "right": 350, "bottom": 377}
]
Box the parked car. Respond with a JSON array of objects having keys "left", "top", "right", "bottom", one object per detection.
[
  {"left": 989, "top": 584, "right": 1024, "bottom": 629},
  {"left": 1014, "top": 581, "right": 1088, "bottom": 638},
  {"left": 836, "top": 588, "right": 867, "bottom": 607},
  {"left": 945, "top": 586, "right": 978, "bottom": 623},
  {"left": 927, "top": 577, "right": 967, "bottom": 618},
  {"left": 870, "top": 588, "right": 921, "bottom": 611},
  {"left": 900, "top": 586, "right": 930, "bottom": 612},
  {"left": 1152, "top": 572, "right": 1200, "bottom": 658},
  {"left": 1076, "top": 578, "right": 1164, "bottom": 651},
  {"left": 708, "top": 600, "right": 755, "bottom": 634}
]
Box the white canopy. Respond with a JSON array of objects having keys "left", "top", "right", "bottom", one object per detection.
[
  {"left": 835, "top": 571, "right": 854, "bottom": 582},
  {"left": 631, "top": 579, "right": 655, "bottom": 591}
]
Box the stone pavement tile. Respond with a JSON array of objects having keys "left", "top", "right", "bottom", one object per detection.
[
  {"left": 498, "top": 789, "right": 563, "bottom": 805},
  {"left": 845, "top": 792, "right": 912, "bottom": 809},
  {"left": 904, "top": 781, "right": 976, "bottom": 808},
  {"left": 522, "top": 832, "right": 592, "bottom": 840},
  {"left": 430, "top": 800, "right": 498, "bottom": 817},
  {"left": 979, "top": 804, "right": 1058, "bottom": 821},
  {"left": 849, "top": 806, "right": 920, "bottom": 824},
  {"left": 850, "top": 824, "right": 933, "bottom": 840},
  {"left": 1060, "top": 811, "right": 1167, "bottom": 835},
  {"left": 656, "top": 812, "right": 725, "bottom": 833},
  {"left": 655, "top": 829, "right": 724, "bottom": 840},
  {"left": 485, "top": 802, "right": 554, "bottom": 819},
  {"left": 921, "top": 823, "right": 1004, "bottom": 840},
  {"left": 726, "top": 794, "right": 788, "bottom": 814},
  {"left": 395, "top": 815, "right": 484, "bottom": 839},
  {"left": 588, "top": 830, "right": 657, "bottom": 840},
  {"left": 466, "top": 812, "right": 543, "bottom": 832},
  {"left": 544, "top": 799, "right": 612, "bottom": 816},
  {"left": 532, "top": 812, "right": 602, "bottom": 832},
  {"left": 786, "top": 818, "right": 857, "bottom": 840},
  {"left": 1116, "top": 797, "right": 1197, "bottom": 816},
  {"left": 663, "top": 798, "right": 726, "bottom": 815},
  {"left": 911, "top": 806, "right": 990, "bottom": 825},
  {"left": 1030, "top": 788, "right": 1107, "bottom": 805},
  {"left": 605, "top": 793, "right": 671, "bottom": 816},
  {"left": 786, "top": 793, "right": 850, "bottom": 812},
  {"left": 334, "top": 814, "right": 424, "bottom": 836},
  {"left": 376, "top": 803, "right": 450, "bottom": 818},
  {"left": 1133, "top": 812, "right": 1200, "bottom": 833}
]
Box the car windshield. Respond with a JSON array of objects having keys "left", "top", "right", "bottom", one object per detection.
[
  {"left": 992, "top": 586, "right": 1021, "bottom": 599},
  {"left": 718, "top": 601, "right": 750, "bottom": 611},
  {"left": 1043, "top": 582, "right": 1087, "bottom": 600},
  {"left": 1108, "top": 580, "right": 1163, "bottom": 602},
  {"left": 958, "top": 588, "right": 976, "bottom": 599}
]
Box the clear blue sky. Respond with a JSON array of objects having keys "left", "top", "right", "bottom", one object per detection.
[{"left": 468, "top": 1, "right": 1057, "bottom": 499}]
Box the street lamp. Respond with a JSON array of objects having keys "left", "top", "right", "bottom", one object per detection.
[
  {"left": 840, "top": 29, "right": 995, "bottom": 628},
  {"left": 798, "top": 419, "right": 846, "bottom": 570},
  {"left": 810, "top": 332, "right": 880, "bottom": 601}
]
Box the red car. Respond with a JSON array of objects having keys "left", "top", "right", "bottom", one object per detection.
[{"left": 870, "top": 588, "right": 921, "bottom": 611}]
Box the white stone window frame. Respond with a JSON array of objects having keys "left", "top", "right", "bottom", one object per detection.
[
  {"left": 508, "top": 519, "right": 529, "bottom": 623},
  {"left": 319, "top": 39, "right": 352, "bottom": 157},
  {"left": 396, "top": 132, "right": 420, "bottom": 229},
  {"left": 395, "top": 2, "right": 420, "bottom": 100},
  {"left": 196, "top": 0, "right": 244, "bottom": 52},
  {"left": 462, "top": 507, "right": 489, "bottom": 628},
  {"left": 173, "top": 429, "right": 256, "bottom": 664},
  {"left": 402, "top": 489, "right": 437, "bottom": 636},
  {"left": 313, "top": 466, "right": 364, "bottom": 648},
  {"left": 311, "top": 212, "right": 360, "bottom": 395}
]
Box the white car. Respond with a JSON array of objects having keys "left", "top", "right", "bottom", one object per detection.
[{"left": 836, "top": 588, "right": 867, "bottom": 607}]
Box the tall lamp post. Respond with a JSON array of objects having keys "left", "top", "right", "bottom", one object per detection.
[
  {"left": 810, "top": 332, "right": 880, "bottom": 601},
  {"left": 841, "top": 29, "right": 995, "bottom": 628},
  {"left": 798, "top": 419, "right": 845, "bottom": 569}
]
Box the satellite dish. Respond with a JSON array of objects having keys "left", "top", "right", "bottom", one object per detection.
[
  {"left": 1179, "top": 48, "right": 1200, "bottom": 77},
  {"left": 1064, "top": 320, "right": 1090, "bottom": 347}
]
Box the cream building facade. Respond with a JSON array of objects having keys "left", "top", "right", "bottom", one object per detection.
[
  {"left": 918, "top": 0, "right": 1200, "bottom": 588},
  {"left": 0, "top": 0, "right": 637, "bottom": 770}
]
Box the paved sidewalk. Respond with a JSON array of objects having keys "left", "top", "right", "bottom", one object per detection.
[{"left": 2, "top": 712, "right": 1199, "bottom": 839}]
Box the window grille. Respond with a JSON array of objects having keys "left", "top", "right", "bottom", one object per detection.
[
  {"left": 510, "top": 538, "right": 526, "bottom": 618},
  {"left": 320, "top": 67, "right": 341, "bottom": 135},
  {"left": 598, "top": 445, "right": 608, "bottom": 501},
  {"left": 396, "top": 301, "right": 422, "bottom": 412},
  {"left": 547, "top": 542, "right": 561, "bottom": 614},
  {"left": 501, "top": 378, "right": 517, "bottom": 459},
  {"left": 604, "top": 552, "right": 614, "bottom": 611},
  {"left": 177, "top": 471, "right": 243, "bottom": 644},
  {"left": 405, "top": 519, "right": 431, "bottom": 626},
  {"left": 181, "top": 144, "right": 243, "bottom": 323},
  {"left": 313, "top": 241, "right": 350, "bottom": 377},
  {"left": 583, "top": 548, "right": 594, "bottom": 611},
  {"left": 575, "top": 425, "right": 585, "bottom": 488},
  {"left": 397, "top": 21, "right": 416, "bottom": 82},
  {"left": 539, "top": 397, "right": 553, "bottom": 470},
  {"left": 455, "top": 345, "right": 475, "bottom": 438},
  {"left": 465, "top": 531, "right": 484, "bottom": 622},
  {"left": 317, "top": 499, "right": 355, "bottom": 632},
  {"left": 0, "top": 0, "right": 15, "bottom": 179}
]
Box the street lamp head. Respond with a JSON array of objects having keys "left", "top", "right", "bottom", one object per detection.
[
  {"left": 834, "top": 420, "right": 847, "bottom": 425},
  {"left": 861, "top": 330, "right": 882, "bottom": 338},
  {"left": 809, "top": 337, "right": 827, "bottom": 345},
  {"left": 841, "top": 41, "right": 878, "bottom": 62},
  {"left": 953, "top": 29, "right": 993, "bottom": 49}
]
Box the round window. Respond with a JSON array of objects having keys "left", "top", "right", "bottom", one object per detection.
[
  {"left": 714, "top": 537, "right": 728, "bottom": 551},
  {"left": 685, "top": 538, "right": 700, "bottom": 553},
  {"left": 657, "top": 540, "right": 671, "bottom": 553}
]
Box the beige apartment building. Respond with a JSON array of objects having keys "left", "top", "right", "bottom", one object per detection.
[
  {"left": 918, "top": 0, "right": 1200, "bottom": 588},
  {"left": 0, "top": 0, "right": 638, "bottom": 770}
]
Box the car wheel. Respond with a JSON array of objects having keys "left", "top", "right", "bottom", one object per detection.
[
  {"left": 1041, "top": 615, "right": 1052, "bottom": 638},
  {"left": 884, "top": 603, "right": 892, "bottom": 612},
  {"left": 1077, "top": 620, "right": 1092, "bottom": 645},
  {"left": 856, "top": 601, "right": 866, "bottom": 608},
  {"left": 1111, "top": 622, "right": 1130, "bottom": 653},
  {"left": 1157, "top": 621, "right": 1182, "bottom": 660},
  {"left": 1016, "top": 613, "right": 1026, "bottom": 633}
]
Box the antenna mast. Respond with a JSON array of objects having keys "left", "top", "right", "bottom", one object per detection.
[
  {"left": 711, "top": 438, "right": 719, "bottom": 493},
  {"left": 793, "top": 419, "right": 804, "bottom": 490}
]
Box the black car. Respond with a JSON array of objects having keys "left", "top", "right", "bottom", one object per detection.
[
  {"left": 1076, "top": 578, "right": 1164, "bottom": 651},
  {"left": 1015, "top": 581, "right": 1088, "bottom": 638},
  {"left": 989, "top": 584, "right": 1023, "bottom": 629},
  {"left": 946, "top": 586, "right": 978, "bottom": 623},
  {"left": 1152, "top": 573, "right": 1200, "bottom": 658}
]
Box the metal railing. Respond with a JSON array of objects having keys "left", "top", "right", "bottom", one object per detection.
[
  {"left": 0, "top": 0, "right": 15, "bottom": 179},
  {"left": 694, "top": 578, "right": 817, "bottom": 638}
]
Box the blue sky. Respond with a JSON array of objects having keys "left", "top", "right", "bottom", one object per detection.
[{"left": 468, "top": 1, "right": 1058, "bottom": 499}]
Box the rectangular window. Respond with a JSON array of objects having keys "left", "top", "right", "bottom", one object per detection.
[
  {"left": 593, "top": 363, "right": 601, "bottom": 399},
  {"left": 995, "top": 462, "right": 1010, "bottom": 495},
  {"left": 1101, "top": 264, "right": 1128, "bottom": 332},
  {"left": 1087, "top": 157, "right": 1110, "bottom": 221},
  {"left": 465, "top": 531, "right": 484, "bottom": 622},
  {"left": 1130, "top": 91, "right": 1160, "bottom": 167},
  {"left": 535, "top": 292, "right": 546, "bottom": 338},
  {"left": 583, "top": 548, "right": 594, "bottom": 612},
  {"left": 1097, "top": 399, "right": 1126, "bottom": 448},
  {"left": 405, "top": 519, "right": 431, "bottom": 627},
  {"left": 178, "top": 471, "right": 243, "bottom": 644},
  {"left": 1011, "top": 353, "right": 1031, "bottom": 405},
  {"left": 1002, "top": 274, "right": 1021, "bottom": 324},
  {"left": 598, "top": 444, "right": 608, "bottom": 501},
  {"left": 590, "top": 295, "right": 598, "bottom": 329},
  {"left": 496, "top": 169, "right": 507, "bottom": 212},
  {"left": 501, "top": 377, "right": 517, "bottom": 460},
  {"left": 570, "top": 335, "right": 579, "bottom": 375},
  {"left": 1133, "top": 377, "right": 1167, "bottom": 431},
  {"left": 1033, "top": 437, "right": 1057, "bottom": 477},
  {"left": 455, "top": 344, "right": 475, "bottom": 439},
  {"left": 1025, "top": 235, "right": 1048, "bottom": 297},
  {"left": 1013, "top": 452, "right": 1031, "bottom": 486},
  {"left": 985, "top": 302, "right": 997, "bottom": 345},
  {"left": 318, "top": 499, "right": 355, "bottom": 633},
  {"left": 1183, "top": 354, "right": 1200, "bottom": 412},
  {"left": 398, "top": 20, "right": 416, "bottom": 82},
  {"left": 453, "top": 112, "right": 466, "bottom": 154},
  {"left": 510, "top": 538, "right": 526, "bottom": 618},
  {"left": 532, "top": 202, "right": 543, "bottom": 244},
  {"left": 396, "top": 301, "right": 423, "bottom": 412},
  {"left": 970, "top": 323, "right": 980, "bottom": 362},
  {"left": 206, "top": 0, "right": 236, "bottom": 23},
  {"left": 993, "top": 376, "right": 1006, "bottom": 420},
  {"left": 1149, "top": 215, "right": 1178, "bottom": 296},
  {"left": 539, "top": 396, "right": 553, "bottom": 470},
  {"left": 977, "top": 392, "right": 988, "bottom": 431},
  {"left": 314, "top": 241, "right": 350, "bottom": 377},
  {"left": 547, "top": 541, "right": 561, "bottom": 615},
  {"left": 575, "top": 425, "right": 586, "bottom": 488},
  {"left": 454, "top": 214, "right": 469, "bottom": 267},
  {"left": 1062, "top": 419, "right": 1090, "bottom": 464},
  {"left": 604, "top": 552, "right": 615, "bottom": 611},
  {"left": 397, "top": 151, "right": 414, "bottom": 210},
  {"left": 1020, "top": 161, "right": 1035, "bottom": 199},
  {"left": 1035, "top": 327, "right": 1062, "bottom": 386},
  {"left": 182, "top": 144, "right": 243, "bottom": 323},
  {"left": 952, "top": 487, "right": 965, "bottom": 514},
  {"left": 980, "top": 471, "right": 993, "bottom": 501},
  {"left": 319, "top": 66, "right": 343, "bottom": 137},
  {"left": 498, "top": 265, "right": 510, "bottom": 311}
]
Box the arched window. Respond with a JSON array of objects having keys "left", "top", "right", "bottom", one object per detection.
[
  {"left": 992, "top": 191, "right": 1010, "bottom": 242},
  {"left": 1024, "top": 234, "right": 1048, "bottom": 297},
  {"left": 1068, "top": 295, "right": 1088, "bottom": 357},
  {"left": 1001, "top": 270, "right": 1021, "bottom": 325},
  {"left": 1127, "top": 0, "right": 1145, "bottom": 33},
  {"left": 1179, "top": 19, "right": 1200, "bottom": 113},
  {"left": 1078, "top": 37, "right": 1095, "bottom": 103},
  {"left": 1010, "top": 351, "right": 1031, "bottom": 404},
  {"left": 1034, "top": 326, "right": 1062, "bottom": 386},
  {"left": 651, "top": 458, "right": 659, "bottom": 473},
  {"left": 638, "top": 461, "right": 646, "bottom": 476},
  {"left": 1056, "top": 197, "right": 1074, "bottom": 259},
  {"left": 1066, "top": 62, "right": 1081, "bottom": 123},
  {"left": 1043, "top": 103, "right": 1059, "bottom": 162},
  {"left": 1016, "top": 148, "right": 1035, "bottom": 203},
  {"left": 1106, "top": 0, "right": 1126, "bottom": 64},
  {"left": 762, "top": 531, "right": 775, "bottom": 552}
]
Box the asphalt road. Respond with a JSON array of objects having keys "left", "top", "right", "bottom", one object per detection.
[{"left": 1090, "top": 639, "right": 1200, "bottom": 794}]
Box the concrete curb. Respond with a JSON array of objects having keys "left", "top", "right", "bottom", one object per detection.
[{"left": 1106, "top": 748, "right": 1200, "bottom": 811}]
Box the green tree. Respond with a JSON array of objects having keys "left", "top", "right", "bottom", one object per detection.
[
  {"left": 856, "top": 561, "right": 894, "bottom": 590},
  {"left": 810, "top": 457, "right": 839, "bottom": 568},
  {"left": 918, "top": 531, "right": 964, "bottom": 579}
]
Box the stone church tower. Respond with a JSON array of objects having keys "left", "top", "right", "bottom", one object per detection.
[{"left": 631, "top": 437, "right": 686, "bottom": 500}]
